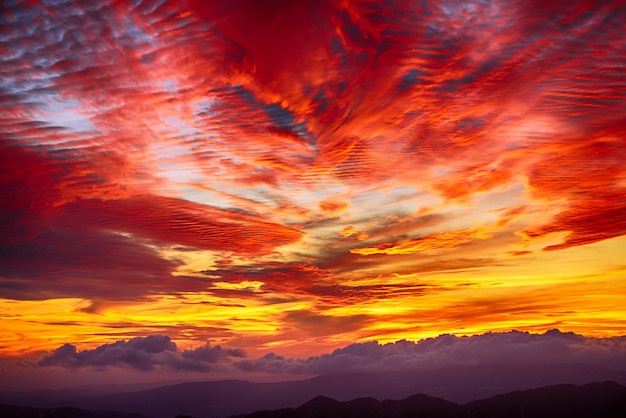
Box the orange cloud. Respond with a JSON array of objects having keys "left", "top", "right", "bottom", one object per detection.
[
  {"left": 504, "top": 250, "right": 534, "bottom": 257},
  {"left": 351, "top": 227, "right": 497, "bottom": 256},
  {"left": 340, "top": 226, "right": 357, "bottom": 237},
  {"left": 319, "top": 199, "right": 349, "bottom": 215}
]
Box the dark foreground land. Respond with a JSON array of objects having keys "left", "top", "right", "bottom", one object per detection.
[
  {"left": 3, "top": 363, "right": 626, "bottom": 418},
  {"left": 2, "top": 381, "right": 625, "bottom": 418}
]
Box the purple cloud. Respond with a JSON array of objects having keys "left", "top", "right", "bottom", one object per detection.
[
  {"left": 233, "top": 330, "right": 626, "bottom": 374},
  {"left": 39, "top": 335, "right": 246, "bottom": 372},
  {"left": 37, "top": 330, "right": 626, "bottom": 375}
]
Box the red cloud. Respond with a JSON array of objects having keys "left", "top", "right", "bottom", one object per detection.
[
  {"left": 64, "top": 195, "right": 302, "bottom": 255},
  {"left": 521, "top": 140, "right": 626, "bottom": 250},
  {"left": 0, "top": 138, "right": 301, "bottom": 300}
]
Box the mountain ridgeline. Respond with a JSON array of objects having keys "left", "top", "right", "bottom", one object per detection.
[
  {"left": 1, "top": 381, "right": 625, "bottom": 418},
  {"left": 236, "top": 381, "right": 626, "bottom": 418}
]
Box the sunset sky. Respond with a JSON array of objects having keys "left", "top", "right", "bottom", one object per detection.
[{"left": 1, "top": 0, "right": 626, "bottom": 388}]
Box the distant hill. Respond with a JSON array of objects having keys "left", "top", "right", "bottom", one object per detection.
[
  {"left": 0, "top": 403, "right": 148, "bottom": 418},
  {"left": 465, "top": 381, "right": 626, "bottom": 418},
  {"left": 2, "top": 364, "right": 626, "bottom": 418},
  {"left": 238, "top": 394, "right": 460, "bottom": 418},
  {"left": 1, "top": 381, "right": 624, "bottom": 418},
  {"left": 233, "top": 381, "right": 626, "bottom": 418}
]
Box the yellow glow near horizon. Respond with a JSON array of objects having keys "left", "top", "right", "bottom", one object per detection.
[{"left": 2, "top": 238, "right": 625, "bottom": 358}]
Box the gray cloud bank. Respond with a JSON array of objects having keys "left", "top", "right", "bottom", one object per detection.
[{"left": 38, "top": 330, "right": 626, "bottom": 373}]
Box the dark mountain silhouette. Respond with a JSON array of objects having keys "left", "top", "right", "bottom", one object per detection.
[
  {"left": 465, "top": 380, "right": 626, "bottom": 418},
  {"left": 0, "top": 381, "right": 177, "bottom": 407},
  {"left": 1, "top": 381, "right": 624, "bottom": 418},
  {"left": 289, "top": 394, "right": 461, "bottom": 418},
  {"left": 233, "top": 381, "right": 626, "bottom": 418},
  {"left": 235, "top": 393, "right": 462, "bottom": 418},
  {"left": 0, "top": 403, "right": 148, "bottom": 418},
  {"left": 2, "top": 364, "right": 626, "bottom": 418}
]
